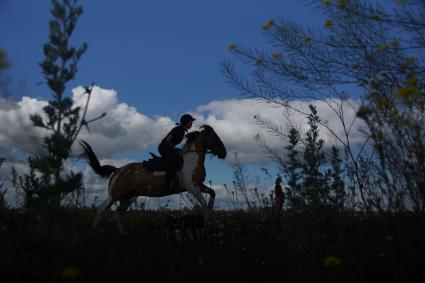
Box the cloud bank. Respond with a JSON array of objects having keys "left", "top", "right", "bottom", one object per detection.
[
  {"left": 193, "top": 98, "right": 365, "bottom": 164},
  {"left": 0, "top": 86, "right": 367, "bottom": 207},
  {"left": 1, "top": 85, "right": 366, "bottom": 164}
]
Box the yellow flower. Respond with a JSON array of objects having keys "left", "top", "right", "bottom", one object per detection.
[
  {"left": 324, "top": 19, "right": 333, "bottom": 28},
  {"left": 395, "top": 86, "right": 421, "bottom": 100},
  {"left": 322, "top": 0, "right": 332, "bottom": 5},
  {"left": 324, "top": 256, "right": 342, "bottom": 268},
  {"left": 406, "top": 75, "right": 417, "bottom": 85},
  {"left": 228, "top": 44, "right": 237, "bottom": 52},
  {"left": 61, "top": 266, "right": 81, "bottom": 280},
  {"left": 367, "top": 88, "right": 379, "bottom": 98},
  {"left": 389, "top": 108, "right": 398, "bottom": 117},
  {"left": 338, "top": 0, "right": 348, "bottom": 9},
  {"left": 351, "top": 63, "right": 359, "bottom": 69},
  {"left": 378, "top": 43, "right": 389, "bottom": 51},
  {"left": 372, "top": 13, "right": 380, "bottom": 20},
  {"left": 391, "top": 39, "right": 400, "bottom": 47},
  {"left": 272, "top": 52, "right": 282, "bottom": 61},
  {"left": 406, "top": 56, "right": 416, "bottom": 65},
  {"left": 262, "top": 19, "right": 275, "bottom": 30},
  {"left": 304, "top": 36, "right": 312, "bottom": 44},
  {"left": 378, "top": 96, "right": 389, "bottom": 108}
]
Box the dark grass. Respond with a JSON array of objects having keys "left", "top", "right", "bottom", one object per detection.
[{"left": 0, "top": 208, "right": 424, "bottom": 283}]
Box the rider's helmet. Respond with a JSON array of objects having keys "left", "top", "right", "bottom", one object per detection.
[{"left": 180, "top": 114, "right": 196, "bottom": 125}]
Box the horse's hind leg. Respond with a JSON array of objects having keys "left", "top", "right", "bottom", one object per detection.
[
  {"left": 113, "top": 196, "right": 136, "bottom": 235},
  {"left": 112, "top": 211, "right": 126, "bottom": 235},
  {"left": 118, "top": 196, "right": 136, "bottom": 212},
  {"left": 92, "top": 196, "right": 113, "bottom": 230}
]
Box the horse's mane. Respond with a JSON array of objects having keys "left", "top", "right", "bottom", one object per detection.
[
  {"left": 185, "top": 131, "right": 201, "bottom": 146},
  {"left": 184, "top": 125, "right": 215, "bottom": 147}
]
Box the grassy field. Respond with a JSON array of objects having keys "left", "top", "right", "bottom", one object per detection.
[{"left": 0, "top": 208, "right": 424, "bottom": 282}]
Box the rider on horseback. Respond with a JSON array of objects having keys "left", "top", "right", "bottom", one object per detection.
[{"left": 158, "top": 114, "right": 196, "bottom": 189}]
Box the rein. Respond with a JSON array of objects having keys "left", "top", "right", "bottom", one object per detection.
[{"left": 180, "top": 149, "right": 214, "bottom": 155}]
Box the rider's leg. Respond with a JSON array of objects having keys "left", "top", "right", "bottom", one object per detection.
[
  {"left": 159, "top": 143, "right": 179, "bottom": 189},
  {"left": 170, "top": 155, "right": 183, "bottom": 188},
  {"left": 165, "top": 154, "right": 182, "bottom": 189},
  {"left": 164, "top": 160, "right": 176, "bottom": 189}
]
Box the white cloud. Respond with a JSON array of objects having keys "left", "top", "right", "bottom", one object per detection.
[
  {"left": 0, "top": 87, "right": 175, "bottom": 160},
  {"left": 71, "top": 86, "right": 175, "bottom": 157},
  {"left": 0, "top": 86, "right": 367, "bottom": 208},
  {"left": 0, "top": 96, "right": 49, "bottom": 155},
  {"left": 0, "top": 86, "right": 366, "bottom": 166},
  {"left": 192, "top": 98, "right": 366, "bottom": 164}
]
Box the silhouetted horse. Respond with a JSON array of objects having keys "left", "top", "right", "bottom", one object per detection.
[{"left": 80, "top": 125, "right": 226, "bottom": 234}]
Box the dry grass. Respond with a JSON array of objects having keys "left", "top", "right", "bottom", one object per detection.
[{"left": 0, "top": 208, "right": 423, "bottom": 282}]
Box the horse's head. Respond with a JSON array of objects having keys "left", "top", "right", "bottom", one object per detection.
[{"left": 200, "top": 125, "right": 227, "bottom": 159}]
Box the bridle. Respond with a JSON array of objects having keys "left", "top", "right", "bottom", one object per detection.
[{"left": 180, "top": 130, "right": 218, "bottom": 157}]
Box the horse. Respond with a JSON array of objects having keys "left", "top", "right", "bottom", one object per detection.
[{"left": 80, "top": 125, "right": 227, "bottom": 234}]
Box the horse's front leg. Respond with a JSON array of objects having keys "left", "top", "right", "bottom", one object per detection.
[
  {"left": 187, "top": 183, "right": 209, "bottom": 218},
  {"left": 200, "top": 184, "right": 215, "bottom": 210}
]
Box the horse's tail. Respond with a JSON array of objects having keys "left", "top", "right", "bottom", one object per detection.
[{"left": 79, "top": 139, "right": 117, "bottom": 179}]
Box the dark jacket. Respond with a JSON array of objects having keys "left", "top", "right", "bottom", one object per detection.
[{"left": 158, "top": 125, "right": 186, "bottom": 170}]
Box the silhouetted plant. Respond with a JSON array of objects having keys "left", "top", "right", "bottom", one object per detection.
[
  {"left": 223, "top": 0, "right": 425, "bottom": 214},
  {"left": 300, "top": 105, "right": 327, "bottom": 211},
  {"left": 21, "top": 0, "right": 103, "bottom": 209},
  {"left": 257, "top": 105, "right": 347, "bottom": 213},
  {"left": 223, "top": 183, "right": 238, "bottom": 210},
  {"left": 232, "top": 152, "right": 254, "bottom": 209},
  {"left": 284, "top": 127, "right": 302, "bottom": 210},
  {"left": 0, "top": 158, "right": 7, "bottom": 210},
  {"left": 326, "top": 145, "right": 346, "bottom": 212}
]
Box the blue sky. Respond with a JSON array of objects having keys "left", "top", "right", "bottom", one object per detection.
[
  {"left": 0, "top": 0, "right": 323, "bottom": 115},
  {"left": 0, "top": 0, "right": 334, "bottom": 207}
]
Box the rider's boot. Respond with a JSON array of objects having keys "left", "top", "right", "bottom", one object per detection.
[
  {"left": 166, "top": 171, "right": 179, "bottom": 189},
  {"left": 170, "top": 171, "right": 179, "bottom": 189}
]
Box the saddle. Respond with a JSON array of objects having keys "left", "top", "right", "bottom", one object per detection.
[{"left": 142, "top": 153, "right": 169, "bottom": 172}]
